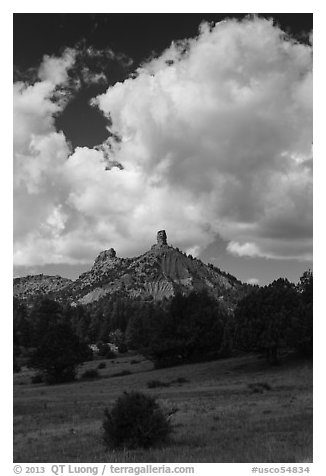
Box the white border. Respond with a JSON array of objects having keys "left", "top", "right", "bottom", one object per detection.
[{"left": 4, "top": 2, "right": 323, "bottom": 475}]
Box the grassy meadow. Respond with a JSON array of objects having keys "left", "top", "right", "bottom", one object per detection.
[{"left": 13, "top": 352, "right": 312, "bottom": 463}]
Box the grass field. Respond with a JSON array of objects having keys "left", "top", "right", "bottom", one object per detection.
[{"left": 13, "top": 352, "right": 312, "bottom": 463}]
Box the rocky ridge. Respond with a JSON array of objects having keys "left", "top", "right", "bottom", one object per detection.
[
  {"left": 13, "top": 231, "right": 245, "bottom": 306},
  {"left": 13, "top": 274, "right": 73, "bottom": 301}
]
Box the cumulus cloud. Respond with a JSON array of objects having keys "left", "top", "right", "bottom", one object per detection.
[
  {"left": 38, "top": 48, "right": 77, "bottom": 85},
  {"left": 93, "top": 17, "right": 312, "bottom": 260},
  {"left": 14, "top": 17, "right": 312, "bottom": 269}
]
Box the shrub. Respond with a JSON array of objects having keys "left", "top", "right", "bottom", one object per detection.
[
  {"left": 248, "top": 382, "right": 272, "bottom": 393},
  {"left": 112, "top": 369, "right": 131, "bottom": 377},
  {"left": 153, "top": 355, "right": 183, "bottom": 369},
  {"left": 147, "top": 379, "right": 170, "bottom": 389},
  {"left": 81, "top": 369, "right": 100, "bottom": 380},
  {"left": 106, "top": 349, "right": 116, "bottom": 359},
  {"left": 171, "top": 377, "right": 189, "bottom": 385},
  {"left": 97, "top": 362, "right": 106, "bottom": 369},
  {"left": 97, "top": 343, "right": 116, "bottom": 359},
  {"left": 103, "top": 391, "right": 172, "bottom": 449},
  {"left": 13, "top": 355, "right": 21, "bottom": 373},
  {"left": 118, "top": 342, "right": 128, "bottom": 354},
  {"left": 31, "top": 373, "right": 43, "bottom": 384}
]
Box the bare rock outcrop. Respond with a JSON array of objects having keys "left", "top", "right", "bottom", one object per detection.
[
  {"left": 14, "top": 230, "right": 246, "bottom": 306},
  {"left": 95, "top": 248, "right": 117, "bottom": 262},
  {"left": 157, "top": 230, "right": 167, "bottom": 246}
]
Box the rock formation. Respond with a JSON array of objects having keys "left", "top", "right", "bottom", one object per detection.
[
  {"left": 157, "top": 230, "right": 167, "bottom": 246},
  {"left": 94, "top": 248, "right": 117, "bottom": 264},
  {"left": 13, "top": 274, "right": 73, "bottom": 300},
  {"left": 14, "top": 230, "right": 247, "bottom": 306}
]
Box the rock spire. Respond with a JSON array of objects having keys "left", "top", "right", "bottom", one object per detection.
[{"left": 157, "top": 230, "right": 167, "bottom": 246}]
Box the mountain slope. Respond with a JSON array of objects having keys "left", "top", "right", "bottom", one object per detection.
[
  {"left": 13, "top": 230, "right": 246, "bottom": 306},
  {"left": 13, "top": 274, "right": 73, "bottom": 301}
]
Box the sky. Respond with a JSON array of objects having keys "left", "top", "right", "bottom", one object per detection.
[{"left": 13, "top": 13, "right": 313, "bottom": 286}]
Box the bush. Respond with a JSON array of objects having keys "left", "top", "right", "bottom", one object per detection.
[
  {"left": 13, "top": 355, "right": 21, "bottom": 373},
  {"left": 248, "top": 382, "right": 272, "bottom": 393},
  {"left": 153, "top": 355, "right": 183, "bottom": 369},
  {"left": 118, "top": 342, "right": 128, "bottom": 354},
  {"left": 171, "top": 377, "right": 189, "bottom": 385},
  {"left": 97, "top": 362, "right": 106, "bottom": 369},
  {"left": 147, "top": 377, "right": 189, "bottom": 388},
  {"left": 103, "top": 391, "right": 172, "bottom": 449},
  {"left": 81, "top": 369, "right": 100, "bottom": 380},
  {"left": 147, "top": 379, "right": 170, "bottom": 389},
  {"left": 112, "top": 369, "right": 131, "bottom": 377},
  {"left": 97, "top": 343, "right": 116, "bottom": 359},
  {"left": 31, "top": 373, "right": 43, "bottom": 384},
  {"left": 105, "top": 349, "right": 116, "bottom": 359}
]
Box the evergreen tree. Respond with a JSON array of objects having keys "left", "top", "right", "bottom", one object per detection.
[
  {"left": 143, "top": 291, "right": 228, "bottom": 367},
  {"left": 125, "top": 304, "right": 153, "bottom": 350},
  {"left": 235, "top": 278, "right": 303, "bottom": 363},
  {"left": 28, "top": 298, "right": 64, "bottom": 346},
  {"left": 27, "top": 298, "right": 90, "bottom": 384},
  {"left": 13, "top": 298, "right": 30, "bottom": 348},
  {"left": 292, "top": 270, "right": 313, "bottom": 356}
]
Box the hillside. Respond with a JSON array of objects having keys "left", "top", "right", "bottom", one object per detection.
[
  {"left": 13, "top": 230, "right": 246, "bottom": 306},
  {"left": 13, "top": 352, "right": 312, "bottom": 462},
  {"left": 13, "top": 274, "right": 73, "bottom": 301}
]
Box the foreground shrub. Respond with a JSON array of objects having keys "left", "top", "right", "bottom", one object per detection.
[{"left": 103, "top": 391, "right": 172, "bottom": 449}]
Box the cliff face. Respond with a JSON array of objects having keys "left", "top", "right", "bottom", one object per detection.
[{"left": 13, "top": 230, "right": 245, "bottom": 305}]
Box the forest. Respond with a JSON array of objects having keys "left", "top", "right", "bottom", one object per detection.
[{"left": 13, "top": 270, "right": 312, "bottom": 383}]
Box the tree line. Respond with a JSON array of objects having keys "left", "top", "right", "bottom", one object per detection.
[{"left": 13, "top": 270, "right": 312, "bottom": 383}]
